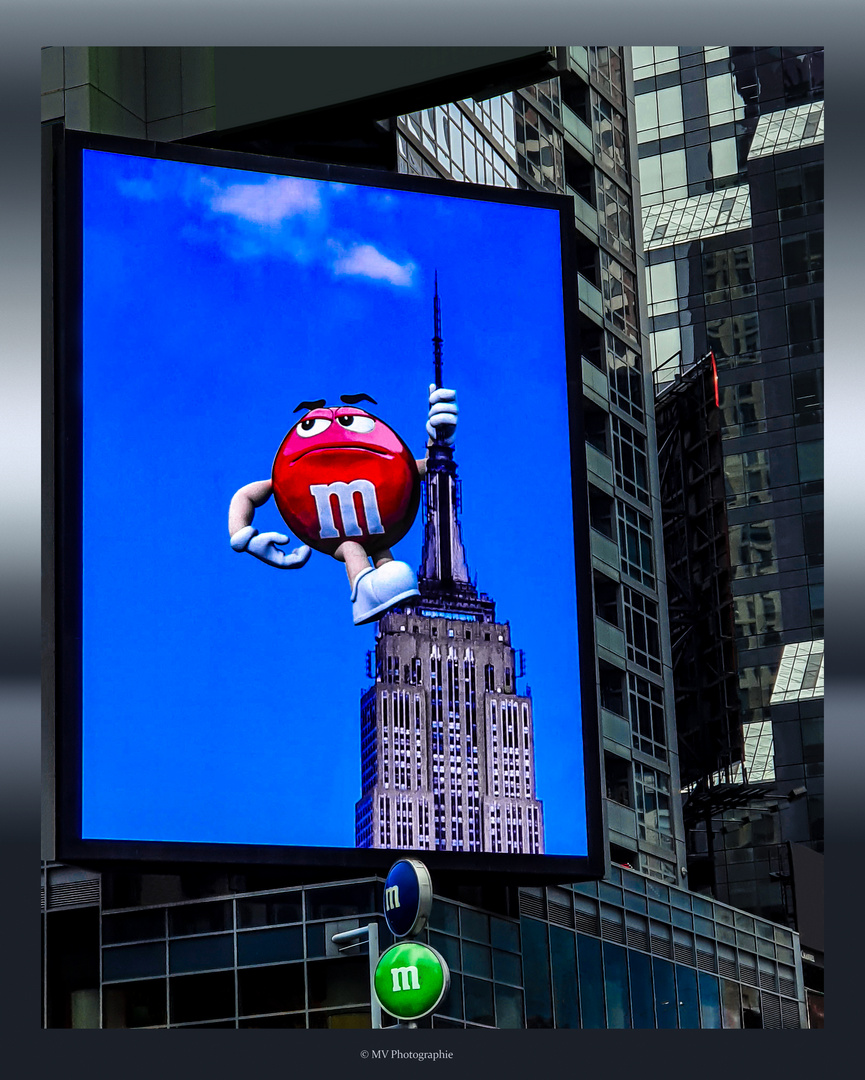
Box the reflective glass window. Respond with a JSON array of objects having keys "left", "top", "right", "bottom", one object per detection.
[
  {"left": 169, "top": 971, "right": 235, "bottom": 1024},
  {"left": 610, "top": 415, "right": 649, "bottom": 501},
  {"left": 729, "top": 520, "right": 777, "bottom": 578},
  {"left": 490, "top": 916, "right": 520, "bottom": 953},
  {"left": 792, "top": 368, "right": 824, "bottom": 425},
  {"left": 606, "top": 332, "right": 644, "bottom": 422},
  {"left": 103, "top": 909, "right": 165, "bottom": 945},
  {"left": 237, "top": 926, "right": 303, "bottom": 967},
  {"left": 168, "top": 902, "right": 232, "bottom": 937},
  {"left": 238, "top": 962, "right": 306, "bottom": 1016},
  {"left": 521, "top": 917, "right": 553, "bottom": 1027},
  {"left": 706, "top": 313, "right": 760, "bottom": 361},
  {"left": 703, "top": 245, "right": 755, "bottom": 303},
  {"left": 462, "top": 941, "right": 491, "bottom": 979},
  {"left": 103, "top": 943, "right": 166, "bottom": 983},
  {"left": 623, "top": 589, "right": 663, "bottom": 676},
  {"left": 307, "top": 957, "right": 369, "bottom": 1010},
  {"left": 628, "top": 950, "right": 655, "bottom": 1028},
  {"left": 719, "top": 380, "right": 766, "bottom": 437},
  {"left": 652, "top": 956, "right": 677, "bottom": 1028},
  {"left": 603, "top": 942, "right": 631, "bottom": 1027},
  {"left": 494, "top": 984, "right": 524, "bottom": 1029},
  {"left": 634, "top": 763, "right": 675, "bottom": 852},
  {"left": 676, "top": 964, "right": 700, "bottom": 1028},
  {"left": 577, "top": 934, "right": 605, "bottom": 1028},
  {"left": 797, "top": 440, "right": 823, "bottom": 484},
  {"left": 782, "top": 230, "right": 823, "bottom": 286},
  {"left": 463, "top": 977, "right": 494, "bottom": 1026},
  {"left": 103, "top": 979, "right": 167, "bottom": 1029},
  {"left": 628, "top": 672, "right": 666, "bottom": 759},
  {"left": 437, "top": 971, "right": 463, "bottom": 1020},
  {"left": 237, "top": 893, "right": 302, "bottom": 929},
  {"left": 169, "top": 934, "right": 234, "bottom": 975},
  {"left": 698, "top": 972, "right": 722, "bottom": 1028},
  {"left": 550, "top": 925, "right": 579, "bottom": 1028},
  {"left": 616, "top": 502, "right": 655, "bottom": 587}
]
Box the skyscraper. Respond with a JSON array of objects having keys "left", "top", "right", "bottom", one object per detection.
[
  {"left": 633, "top": 45, "right": 823, "bottom": 915},
  {"left": 634, "top": 47, "right": 823, "bottom": 1014},
  {"left": 356, "top": 286, "right": 544, "bottom": 854}
]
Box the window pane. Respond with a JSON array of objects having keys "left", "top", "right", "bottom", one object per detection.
[
  {"left": 238, "top": 962, "right": 306, "bottom": 1016},
  {"left": 169, "top": 934, "right": 234, "bottom": 975},
  {"left": 577, "top": 934, "right": 605, "bottom": 1028},
  {"left": 464, "top": 977, "right": 494, "bottom": 1026},
  {"left": 103, "top": 979, "right": 166, "bottom": 1029},
  {"left": 628, "top": 950, "right": 655, "bottom": 1028},
  {"left": 522, "top": 917, "right": 553, "bottom": 1027},
  {"left": 698, "top": 972, "right": 722, "bottom": 1028},
  {"left": 169, "top": 971, "right": 235, "bottom": 1024},
  {"left": 550, "top": 925, "right": 579, "bottom": 1028},
  {"left": 237, "top": 926, "right": 303, "bottom": 967},
  {"left": 652, "top": 956, "right": 677, "bottom": 1028},
  {"left": 676, "top": 964, "right": 700, "bottom": 1028},
  {"left": 103, "top": 942, "right": 166, "bottom": 983},
  {"left": 237, "top": 893, "right": 302, "bottom": 928},
  {"left": 168, "top": 902, "right": 232, "bottom": 937}
]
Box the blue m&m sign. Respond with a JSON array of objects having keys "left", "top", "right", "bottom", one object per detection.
[{"left": 383, "top": 859, "right": 433, "bottom": 939}]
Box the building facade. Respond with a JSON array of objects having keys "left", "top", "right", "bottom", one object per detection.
[
  {"left": 633, "top": 48, "right": 823, "bottom": 960},
  {"left": 394, "top": 48, "right": 689, "bottom": 885},
  {"left": 42, "top": 862, "right": 806, "bottom": 1029},
  {"left": 42, "top": 46, "right": 816, "bottom": 1028}
]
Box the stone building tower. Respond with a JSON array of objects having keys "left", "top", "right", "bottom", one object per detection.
[{"left": 355, "top": 287, "right": 544, "bottom": 854}]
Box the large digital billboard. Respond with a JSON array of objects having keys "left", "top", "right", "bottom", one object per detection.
[{"left": 51, "top": 130, "right": 603, "bottom": 879}]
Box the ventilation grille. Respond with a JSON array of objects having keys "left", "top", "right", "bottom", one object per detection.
[
  {"left": 519, "top": 892, "right": 546, "bottom": 921},
  {"left": 574, "top": 910, "right": 600, "bottom": 936},
  {"left": 627, "top": 928, "right": 649, "bottom": 952},
  {"left": 718, "top": 957, "right": 737, "bottom": 979},
  {"left": 674, "top": 943, "right": 695, "bottom": 966},
  {"left": 548, "top": 899, "right": 575, "bottom": 929},
  {"left": 759, "top": 971, "right": 777, "bottom": 991},
  {"left": 601, "top": 918, "right": 625, "bottom": 945},
  {"left": 697, "top": 950, "right": 717, "bottom": 973},
  {"left": 778, "top": 976, "right": 797, "bottom": 998},
  {"left": 45, "top": 877, "right": 101, "bottom": 910},
  {"left": 781, "top": 999, "right": 801, "bottom": 1029},
  {"left": 762, "top": 994, "right": 782, "bottom": 1029},
  {"left": 650, "top": 935, "right": 672, "bottom": 959},
  {"left": 739, "top": 963, "right": 758, "bottom": 986}
]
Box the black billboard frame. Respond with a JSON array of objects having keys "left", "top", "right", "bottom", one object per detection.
[{"left": 47, "top": 126, "right": 605, "bottom": 884}]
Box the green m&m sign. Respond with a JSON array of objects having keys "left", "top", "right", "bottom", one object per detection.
[{"left": 373, "top": 941, "right": 450, "bottom": 1021}]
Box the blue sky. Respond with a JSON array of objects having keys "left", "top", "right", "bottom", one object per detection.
[{"left": 80, "top": 147, "right": 588, "bottom": 856}]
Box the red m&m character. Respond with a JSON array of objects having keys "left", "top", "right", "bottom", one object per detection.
[{"left": 228, "top": 387, "right": 458, "bottom": 625}]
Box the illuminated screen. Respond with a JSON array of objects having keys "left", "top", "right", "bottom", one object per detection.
[{"left": 59, "top": 136, "right": 600, "bottom": 872}]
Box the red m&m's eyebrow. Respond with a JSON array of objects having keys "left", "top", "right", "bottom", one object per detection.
[
  {"left": 340, "top": 393, "right": 377, "bottom": 406},
  {"left": 293, "top": 398, "right": 326, "bottom": 413}
]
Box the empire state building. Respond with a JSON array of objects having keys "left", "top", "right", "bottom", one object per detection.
[{"left": 355, "top": 287, "right": 545, "bottom": 854}]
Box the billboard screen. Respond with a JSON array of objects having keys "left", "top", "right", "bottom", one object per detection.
[{"left": 51, "top": 131, "right": 602, "bottom": 878}]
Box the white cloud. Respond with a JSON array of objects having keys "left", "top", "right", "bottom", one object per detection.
[
  {"left": 332, "top": 243, "right": 414, "bottom": 286},
  {"left": 117, "top": 178, "right": 158, "bottom": 201},
  {"left": 209, "top": 176, "right": 321, "bottom": 225}
]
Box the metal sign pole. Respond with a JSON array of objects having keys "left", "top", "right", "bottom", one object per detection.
[{"left": 331, "top": 924, "right": 381, "bottom": 1030}]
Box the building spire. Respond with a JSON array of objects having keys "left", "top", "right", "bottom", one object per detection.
[
  {"left": 417, "top": 280, "right": 496, "bottom": 621},
  {"left": 433, "top": 271, "right": 443, "bottom": 390}
]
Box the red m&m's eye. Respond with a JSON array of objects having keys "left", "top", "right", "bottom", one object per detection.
[
  {"left": 297, "top": 417, "right": 332, "bottom": 438},
  {"left": 337, "top": 415, "right": 375, "bottom": 432}
]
